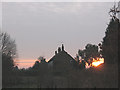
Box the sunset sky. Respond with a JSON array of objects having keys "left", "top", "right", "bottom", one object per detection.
[{"left": 2, "top": 2, "right": 115, "bottom": 68}]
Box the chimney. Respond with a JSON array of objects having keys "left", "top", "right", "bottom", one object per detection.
[
  {"left": 58, "top": 47, "right": 61, "bottom": 53},
  {"left": 62, "top": 44, "right": 64, "bottom": 51},
  {"left": 55, "top": 51, "right": 57, "bottom": 55}
]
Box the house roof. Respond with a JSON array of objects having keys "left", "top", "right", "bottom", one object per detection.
[{"left": 48, "top": 50, "right": 76, "bottom": 64}]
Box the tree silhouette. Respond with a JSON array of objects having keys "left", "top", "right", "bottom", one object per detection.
[
  {"left": 0, "top": 32, "right": 18, "bottom": 88},
  {"left": 0, "top": 32, "right": 17, "bottom": 72},
  {"left": 38, "top": 56, "right": 46, "bottom": 63},
  {"left": 32, "top": 56, "right": 48, "bottom": 76},
  {"left": 85, "top": 44, "right": 99, "bottom": 59},
  {"left": 101, "top": 18, "right": 119, "bottom": 64},
  {"left": 0, "top": 32, "right": 17, "bottom": 58},
  {"left": 78, "top": 49, "right": 84, "bottom": 59},
  {"left": 101, "top": 4, "right": 120, "bottom": 64},
  {"left": 78, "top": 44, "right": 99, "bottom": 61}
]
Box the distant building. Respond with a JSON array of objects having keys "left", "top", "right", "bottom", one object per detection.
[{"left": 48, "top": 44, "right": 77, "bottom": 74}]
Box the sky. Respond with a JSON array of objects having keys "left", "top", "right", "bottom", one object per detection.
[{"left": 2, "top": 2, "right": 115, "bottom": 68}]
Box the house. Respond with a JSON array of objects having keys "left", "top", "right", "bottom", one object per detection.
[{"left": 48, "top": 44, "right": 78, "bottom": 74}]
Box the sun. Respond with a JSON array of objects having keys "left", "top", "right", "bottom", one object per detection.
[{"left": 92, "top": 58, "right": 104, "bottom": 67}]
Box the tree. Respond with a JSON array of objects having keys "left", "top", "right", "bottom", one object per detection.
[
  {"left": 0, "top": 32, "right": 18, "bottom": 87},
  {"left": 78, "top": 49, "right": 84, "bottom": 59},
  {"left": 32, "top": 61, "right": 40, "bottom": 70},
  {"left": 102, "top": 17, "right": 119, "bottom": 64},
  {"left": 38, "top": 56, "right": 46, "bottom": 63},
  {"left": 0, "top": 32, "right": 17, "bottom": 58},
  {"left": 101, "top": 4, "right": 120, "bottom": 64},
  {"left": 0, "top": 32, "right": 17, "bottom": 69},
  {"left": 85, "top": 44, "right": 99, "bottom": 59},
  {"left": 78, "top": 44, "right": 100, "bottom": 64},
  {"left": 32, "top": 56, "right": 47, "bottom": 74}
]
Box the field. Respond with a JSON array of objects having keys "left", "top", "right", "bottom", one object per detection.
[{"left": 6, "top": 63, "right": 118, "bottom": 88}]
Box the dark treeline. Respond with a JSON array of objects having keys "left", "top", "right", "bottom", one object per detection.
[
  {"left": 1, "top": 32, "right": 21, "bottom": 87},
  {"left": 1, "top": 3, "right": 119, "bottom": 88},
  {"left": 77, "top": 43, "right": 100, "bottom": 65}
]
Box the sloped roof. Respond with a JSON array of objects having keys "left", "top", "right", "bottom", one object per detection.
[{"left": 48, "top": 50, "right": 76, "bottom": 64}]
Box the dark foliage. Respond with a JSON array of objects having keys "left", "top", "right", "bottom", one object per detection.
[
  {"left": 101, "top": 18, "right": 119, "bottom": 64},
  {"left": 78, "top": 44, "right": 100, "bottom": 64},
  {"left": 1, "top": 32, "right": 21, "bottom": 88}
]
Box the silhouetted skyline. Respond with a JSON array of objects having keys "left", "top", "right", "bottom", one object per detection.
[{"left": 2, "top": 2, "right": 114, "bottom": 68}]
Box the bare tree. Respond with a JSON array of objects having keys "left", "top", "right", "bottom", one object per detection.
[
  {"left": 38, "top": 56, "right": 46, "bottom": 63},
  {"left": 109, "top": 2, "right": 120, "bottom": 20},
  {"left": 0, "top": 31, "right": 17, "bottom": 58}
]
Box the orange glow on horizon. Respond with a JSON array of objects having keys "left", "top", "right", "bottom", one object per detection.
[
  {"left": 14, "top": 59, "right": 37, "bottom": 69},
  {"left": 15, "top": 58, "right": 104, "bottom": 69},
  {"left": 92, "top": 58, "right": 104, "bottom": 67},
  {"left": 14, "top": 59, "right": 49, "bottom": 69},
  {"left": 85, "top": 62, "right": 91, "bottom": 69},
  {"left": 85, "top": 58, "right": 104, "bottom": 69}
]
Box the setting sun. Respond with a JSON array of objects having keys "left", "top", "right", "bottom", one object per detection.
[{"left": 92, "top": 58, "right": 104, "bottom": 67}]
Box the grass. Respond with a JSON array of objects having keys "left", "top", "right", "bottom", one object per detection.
[{"left": 5, "top": 63, "right": 118, "bottom": 88}]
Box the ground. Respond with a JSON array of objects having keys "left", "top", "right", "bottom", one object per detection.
[{"left": 5, "top": 63, "right": 118, "bottom": 88}]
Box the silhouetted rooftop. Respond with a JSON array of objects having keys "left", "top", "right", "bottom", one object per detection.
[{"left": 48, "top": 50, "right": 76, "bottom": 63}]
